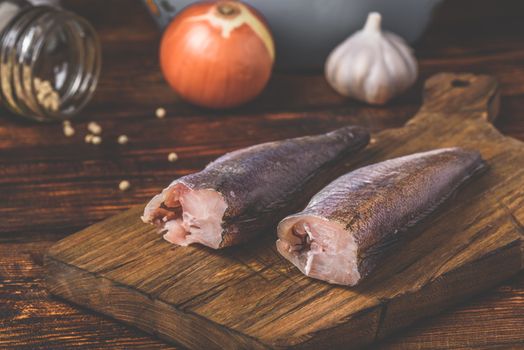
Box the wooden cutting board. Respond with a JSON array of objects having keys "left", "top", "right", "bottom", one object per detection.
[{"left": 45, "top": 73, "right": 524, "bottom": 349}]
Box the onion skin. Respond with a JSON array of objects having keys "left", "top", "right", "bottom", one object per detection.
[{"left": 160, "top": 1, "right": 275, "bottom": 109}]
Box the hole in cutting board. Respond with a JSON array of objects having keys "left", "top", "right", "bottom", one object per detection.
[{"left": 451, "top": 79, "right": 470, "bottom": 87}]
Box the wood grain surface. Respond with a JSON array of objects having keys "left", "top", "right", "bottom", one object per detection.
[
  {"left": 44, "top": 73, "right": 523, "bottom": 349},
  {"left": 1, "top": 0, "right": 524, "bottom": 349}
]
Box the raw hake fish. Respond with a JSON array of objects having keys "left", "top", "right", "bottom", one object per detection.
[
  {"left": 277, "top": 147, "right": 486, "bottom": 286},
  {"left": 142, "top": 126, "right": 369, "bottom": 249}
]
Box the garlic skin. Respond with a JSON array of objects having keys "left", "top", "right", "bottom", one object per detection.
[{"left": 325, "top": 12, "right": 418, "bottom": 105}]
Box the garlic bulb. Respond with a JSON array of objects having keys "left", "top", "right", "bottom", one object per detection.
[{"left": 325, "top": 12, "right": 418, "bottom": 105}]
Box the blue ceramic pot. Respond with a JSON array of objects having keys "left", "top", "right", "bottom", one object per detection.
[{"left": 143, "top": 0, "right": 443, "bottom": 71}]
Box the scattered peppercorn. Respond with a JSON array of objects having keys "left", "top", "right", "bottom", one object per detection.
[
  {"left": 87, "top": 121, "right": 102, "bottom": 135},
  {"left": 91, "top": 135, "right": 102, "bottom": 145},
  {"left": 156, "top": 107, "right": 166, "bottom": 119},
  {"left": 168, "top": 152, "right": 178, "bottom": 162},
  {"left": 117, "top": 134, "right": 129, "bottom": 144},
  {"left": 62, "top": 121, "right": 75, "bottom": 137},
  {"left": 119, "top": 180, "right": 130, "bottom": 191}
]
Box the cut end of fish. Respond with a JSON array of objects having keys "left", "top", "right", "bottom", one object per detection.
[
  {"left": 276, "top": 215, "right": 361, "bottom": 286},
  {"left": 142, "top": 183, "right": 227, "bottom": 249}
]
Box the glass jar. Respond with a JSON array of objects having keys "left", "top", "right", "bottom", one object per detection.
[{"left": 0, "top": 0, "right": 101, "bottom": 122}]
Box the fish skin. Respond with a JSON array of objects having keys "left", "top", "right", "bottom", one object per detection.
[
  {"left": 277, "top": 147, "right": 487, "bottom": 285},
  {"left": 144, "top": 125, "right": 370, "bottom": 248}
]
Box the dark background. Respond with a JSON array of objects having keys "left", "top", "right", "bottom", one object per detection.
[{"left": 1, "top": 0, "right": 523, "bottom": 348}]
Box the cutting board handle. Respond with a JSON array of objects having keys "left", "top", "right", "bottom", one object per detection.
[{"left": 420, "top": 73, "right": 500, "bottom": 123}]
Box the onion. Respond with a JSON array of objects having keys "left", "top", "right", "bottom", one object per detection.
[{"left": 160, "top": 1, "right": 275, "bottom": 109}]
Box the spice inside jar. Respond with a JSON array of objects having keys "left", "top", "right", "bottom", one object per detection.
[{"left": 0, "top": 0, "right": 101, "bottom": 122}]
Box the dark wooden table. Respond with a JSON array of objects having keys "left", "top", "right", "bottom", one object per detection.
[{"left": 1, "top": 0, "right": 523, "bottom": 349}]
